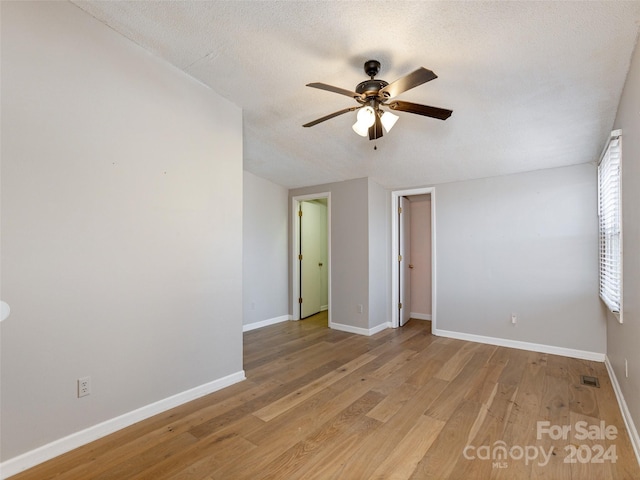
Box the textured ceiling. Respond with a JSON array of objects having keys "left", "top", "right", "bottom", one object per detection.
[{"left": 72, "top": 1, "right": 640, "bottom": 189}]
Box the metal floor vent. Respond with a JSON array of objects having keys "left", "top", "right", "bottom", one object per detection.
[{"left": 580, "top": 375, "right": 600, "bottom": 388}]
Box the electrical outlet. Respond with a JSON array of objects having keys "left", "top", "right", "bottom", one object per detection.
[
  {"left": 78, "top": 376, "right": 91, "bottom": 398},
  {"left": 511, "top": 314, "right": 517, "bottom": 325},
  {"left": 357, "top": 304, "right": 363, "bottom": 314},
  {"left": 625, "top": 359, "right": 629, "bottom": 378}
]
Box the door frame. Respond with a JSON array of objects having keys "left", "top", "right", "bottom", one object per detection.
[
  {"left": 291, "top": 192, "right": 331, "bottom": 322},
  {"left": 391, "top": 187, "right": 436, "bottom": 329}
]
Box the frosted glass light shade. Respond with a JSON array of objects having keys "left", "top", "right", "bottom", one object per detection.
[
  {"left": 357, "top": 106, "right": 376, "bottom": 127},
  {"left": 353, "top": 106, "right": 376, "bottom": 136},
  {"left": 352, "top": 121, "right": 369, "bottom": 137},
  {"left": 381, "top": 111, "right": 399, "bottom": 133}
]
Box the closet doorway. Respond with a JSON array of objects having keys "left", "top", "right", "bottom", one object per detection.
[
  {"left": 391, "top": 188, "right": 435, "bottom": 329},
  {"left": 292, "top": 193, "right": 330, "bottom": 321}
]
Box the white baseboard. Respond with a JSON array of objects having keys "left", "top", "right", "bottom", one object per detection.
[
  {"left": 243, "top": 315, "right": 290, "bottom": 332},
  {"left": 320, "top": 305, "right": 328, "bottom": 312},
  {"left": 432, "top": 328, "right": 605, "bottom": 362},
  {"left": 329, "top": 321, "right": 391, "bottom": 336},
  {"left": 605, "top": 356, "right": 640, "bottom": 467},
  {"left": 0, "top": 371, "right": 246, "bottom": 479},
  {"left": 410, "top": 312, "right": 432, "bottom": 321}
]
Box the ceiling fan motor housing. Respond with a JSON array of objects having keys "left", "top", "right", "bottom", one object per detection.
[
  {"left": 357, "top": 60, "right": 389, "bottom": 101},
  {"left": 355, "top": 79, "right": 389, "bottom": 99},
  {"left": 364, "top": 59, "right": 381, "bottom": 78}
]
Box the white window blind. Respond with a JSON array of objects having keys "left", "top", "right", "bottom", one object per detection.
[{"left": 597, "top": 130, "right": 622, "bottom": 316}]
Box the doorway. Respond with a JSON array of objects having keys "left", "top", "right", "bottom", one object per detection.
[
  {"left": 292, "top": 193, "right": 331, "bottom": 321},
  {"left": 391, "top": 188, "right": 435, "bottom": 329}
]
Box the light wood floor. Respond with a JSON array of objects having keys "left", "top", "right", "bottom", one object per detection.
[{"left": 11, "top": 312, "right": 640, "bottom": 479}]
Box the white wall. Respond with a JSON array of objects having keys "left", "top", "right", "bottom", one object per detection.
[
  {"left": 243, "top": 172, "right": 289, "bottom": 327},
  {"left": 608, "top": 37, "right": 640, "bottom": 449},
  {"left": 435, "top": 163, "right": 607, "bottom": 354},
  {"left": 368, "top": 179, "right": 390, "bottom": 330},
  {"left": 290, "top": 178, "right": 371, "bottom": 330},
  {"left": 1, "top": 1, "right": 243, "bottom": 467}
]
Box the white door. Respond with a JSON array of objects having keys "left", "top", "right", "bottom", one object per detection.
[
  {"left": 399, "top": 197, "right": 411, "bottom": 326},
  {"left": 300, "top": 201, "right": 324, "bottom": 318}
]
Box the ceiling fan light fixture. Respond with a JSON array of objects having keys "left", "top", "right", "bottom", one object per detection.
[
  {"left": 380, "top": 111, "right": 399, "bottom": 133},
  {"left": 352, "top": 106, "right": 376, "bottom": 137},
  {"left": 356, "top": 106, "right": 376, "bottom": 128},
  {"left": 352, "top": 120, "right": 369, "bottom": 137}
]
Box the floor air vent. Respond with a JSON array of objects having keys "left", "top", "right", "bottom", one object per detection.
[{"left": 580, "top": 375, "right": 600, "bottom": 388}]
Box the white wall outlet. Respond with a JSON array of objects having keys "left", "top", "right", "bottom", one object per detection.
[
  {"left": 511, "top": 314, "right": 517, "bottom": 325},
  {"left": 357, "top": 304, "right": 363, "bottom": 314},
  {"left": 625, "top": 358, "right": 629, "bottom": 378},
  {"left": 78, "top": 376, "right": 91, "bottom": 398}
]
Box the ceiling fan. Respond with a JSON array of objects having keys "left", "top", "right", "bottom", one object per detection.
[{"left": 303, "top": 60, "right": 452, "bottom": 140}]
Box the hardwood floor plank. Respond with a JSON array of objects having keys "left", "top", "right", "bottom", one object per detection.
[
  {"left": 246, "top": 340, "right": 335, "bottom": 382},
  {"left": 497, "top": 348, "right": 531, "bottom": 385},
  {"left": 530, "top": 372, "right": 572, "bottom": 480},
  {"left": 491, "top": 361, "right": 546, "bottom": 479},
  {"left": 245, "top": 371, "right": 381, "bottom": 446},
  {"left": 568, "top": 357, "right": 600, "bottom": 418},
  {"left": 252, "top": 352, "right": 377, "bottom": 422},
  {"left": 368, "top": 348, "right": 418, "bottom": 379},
  {"left": 9, "top": 313, "right": 640, "bottom": 480},
  {"left": 447, "top": 382, "right": 518, "bottom": 480},
  {"left": 425, "top": 350, "right": 493, "bottom": 422},
  {"left": 188, "top": 359, "right": 344, "bottom": 439},
  {"left": 369, "top": 414, "right": 445, "bottom": 479},
  {"left": 166, "top": 434, "right": 256, "bottom": 480},
  {"left": 434, "top": 340, "right": 483, "bottom": 381},
  {"left": 403, "top": 340, "right": 454, "bottom": 387},
  {"left": 91, "top": 432, "right": 199, "bottom": 480},
  {"left": 463, "top": 356, "right": 505, "bottom": 404},
  {"left": 138, "top": 417, "right": 261, "bottom": 480},
  {"left": 212, "top": 390, "right": 385, "bottom": 479},
  {"left": 272, "top": 392, "right": 384, "bottom": 480},
  {"left": 335, "top": 376, "right": 450, "bottom": 479},
  {"left": 290, "top": 416, "right": 382, "bottom": 480},
  {"left": 366, "top": 382, "right": 419, "bottom": 423},
  {"left": 569, "top": 411, "right": 614, "bottom": 480},
  {"left": 410, "top": 398, "right": 484, "bottom": 479}
]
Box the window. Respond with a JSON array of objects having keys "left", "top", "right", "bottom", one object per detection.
[{"left": 597, "top": 129, "right": 622, "bottom": 319}]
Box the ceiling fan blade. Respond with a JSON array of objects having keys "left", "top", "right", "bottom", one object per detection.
[
  {"left": 379, "top": 68, "right": 437, "bottom": 99},
  {"left": 368, "top": 112, "right": 383, "bottom": 140},
  {"left": 387, "top": 100, "right": 452, "bottom": 120},
  {"left": 303, "top": 106, "right": 359, "bottom": 127},
  {"left": 306, "top": 82, "right": 364, "bottom": 100}
]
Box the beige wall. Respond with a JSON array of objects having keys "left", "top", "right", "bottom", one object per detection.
[
  {"left": 435, "top": 163, "right": 606, "bottom": 354},
  {"left": 243, "top": 172, "right": 289, "bottom": 326},
  {"left": 290, "top": 178, "right": 390, "bottom": 332},
  {"left": 1, "top": 1, "right": 243, "bottom": 465},
  {"left": 608, "top": 36, "right": 640, "bottom": 449},
  {"left": 368, "top": 178, "right": 391, "bottom": 330}
]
